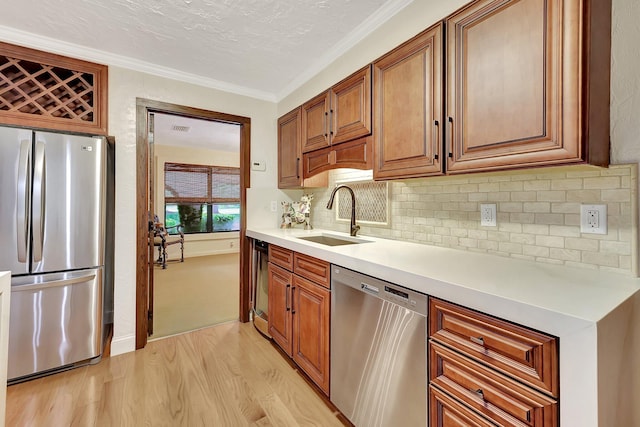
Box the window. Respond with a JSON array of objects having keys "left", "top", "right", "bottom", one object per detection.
[{"left": 164, "top": 162, "right": 240, "bottom": 233}]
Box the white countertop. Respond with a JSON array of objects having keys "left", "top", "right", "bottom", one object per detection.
[
  {"left": 247, "top": 228, "right": 640, "bottom": 334},
  {"left": 247, "top": 228, "right": 640, "bottom": 425}
]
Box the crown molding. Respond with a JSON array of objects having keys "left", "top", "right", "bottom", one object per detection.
[
  {"left": 275, "top": 0, "right": 414, "bottom": 102},
  {"left": 0, "top": 25, "right": 277, "bottom": 103}
]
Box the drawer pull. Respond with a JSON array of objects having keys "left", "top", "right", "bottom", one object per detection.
[
  {"left": 470, "top": 336, "right": 485, "bottom": 346},
  {"left": 473, "top": 388, "right": 484, "bottom": 399}
]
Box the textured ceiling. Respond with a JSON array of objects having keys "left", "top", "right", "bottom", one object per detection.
[
  {"left": 154, "top": 113, "right": 240, "bottom": 152},
  {"left": 0, "top": 0, "right": 402, "bottom": 100}
]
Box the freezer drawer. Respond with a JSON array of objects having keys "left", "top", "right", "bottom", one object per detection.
[{"left": 8, "top": 268, "right": 103, "bottom": 381}]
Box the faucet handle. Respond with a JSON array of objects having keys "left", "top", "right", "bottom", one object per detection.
[{"left": 351, "top": 225, "right": 361, "bottom": 237}]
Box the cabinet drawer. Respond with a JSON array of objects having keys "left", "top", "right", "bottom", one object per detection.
[
  {"left": 429, "top": 385, "right": 495, "bottom": 427},
  {"left": 430, "top": 342, "right": 557, "bottom": 427},
  {"left": 269, "top": 245, "right": 294, "bottom": 270},
  {"left": 293, "top": 253, "right": 330, "bottom": 289},
  {"left": 429, "top": 298, "right": 558, "bottom": 397}
]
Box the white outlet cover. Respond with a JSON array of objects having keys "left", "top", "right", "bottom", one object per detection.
[
  {"left": 251, "top": 160, "right": 266, "bottom": 171},
  {"left": 580, "top": 204, "right": 607, "bottom": 234},
  {"left": 480, "top": 204, "right": 497, "bottom": 227}
]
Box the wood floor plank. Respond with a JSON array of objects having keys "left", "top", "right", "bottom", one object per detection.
[{"left": 6, "top": 322, "right": 344, "bottom": 427}]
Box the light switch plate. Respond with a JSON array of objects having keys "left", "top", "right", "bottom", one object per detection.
[
  {"left": 580, "top": 204, "right": 607, "bottom": 234},
  {"left": 480, "top": 204, "right": 497, "bottom": 227}
]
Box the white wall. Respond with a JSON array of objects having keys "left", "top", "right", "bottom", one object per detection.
[{"left": 108, "top": 67, "right": 277, "bottom": 355}]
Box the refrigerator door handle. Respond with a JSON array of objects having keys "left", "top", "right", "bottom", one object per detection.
[
  {"left": 17, "top": 139, "right": 32, "bottom": 263},
  {"left": 32, "top": 141, "right": 46, "bottom": 262},
  {"left": 12, "top": 273, "right": 96, "bottom": 292}
]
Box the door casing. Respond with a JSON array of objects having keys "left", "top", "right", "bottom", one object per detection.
[{"left": 135, "top": 98, "right": 251, "bottom": 349}]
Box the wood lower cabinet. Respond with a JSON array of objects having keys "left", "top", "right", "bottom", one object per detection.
[
  {"left": 292, "top": 275, "right": 330, "bottom": 394},
  {"left": 445, "top": 0, "right": 611, "bottom": 173},
  {"left": 429, "top": 297, "right": 558, "bottom": 397},
  {"left": 267, "top": 246, "right": 331, "bottom": 395},
  {"left": 268, "top": 263, "right": 293, "bottom": 355},
  {"left": 429, "top": 297, "right": 559, "bottom": 426},
  {"left": 430, "top": 342, "right": 557, "bottom": 427},
  {"left": 373, "top": 22, "right": 443, "bottom": 180}
]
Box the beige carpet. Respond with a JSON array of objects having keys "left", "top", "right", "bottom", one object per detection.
[{"left": 150, "top": 253, "right": 239, "bottom": 339}]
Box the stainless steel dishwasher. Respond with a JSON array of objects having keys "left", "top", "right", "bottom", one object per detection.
[{"left": 330, "top": 265, "right": 428, "bottom": 427}]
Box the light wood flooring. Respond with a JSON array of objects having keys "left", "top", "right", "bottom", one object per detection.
[
  {"left": 6, "top": 321, "right": 346, "bottom": 427},
  {"left": 152, "top": 253, "right": 240, "bottom": 339}
]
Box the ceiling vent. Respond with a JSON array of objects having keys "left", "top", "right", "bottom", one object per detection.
[{"left": 171, "top": 125, "right": 190, "bottom": 132}]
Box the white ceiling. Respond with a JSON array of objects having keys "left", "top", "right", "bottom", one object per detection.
[
  {"left": 153, "top": 113, "right": 240, "bottom": 151},
  {"left": 0, "top": 0, "right": 412, "bottom": 101}
]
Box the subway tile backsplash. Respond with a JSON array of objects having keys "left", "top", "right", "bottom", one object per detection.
[{"left": 309, "top": 165, "right": 638, "bottom": 276}]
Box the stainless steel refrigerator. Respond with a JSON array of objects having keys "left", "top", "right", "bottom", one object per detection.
[{"left": 0, "top": 125, "right": 106, "bottom": 382}]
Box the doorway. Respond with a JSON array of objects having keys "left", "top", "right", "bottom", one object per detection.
[
  {"left": 150, "top": 113, "right": 241, "bottom": 339},
  {"left": 135, "top": 99, "right": 251, "bottom": 349}
]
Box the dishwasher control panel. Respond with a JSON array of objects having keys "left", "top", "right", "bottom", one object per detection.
[{"left": 333, "top": 265, "right": 427, "bottom": 316}]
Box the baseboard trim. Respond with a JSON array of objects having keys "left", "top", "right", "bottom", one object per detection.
[{"left": 110, "top": 333, "right": 136, "bottom": 356}]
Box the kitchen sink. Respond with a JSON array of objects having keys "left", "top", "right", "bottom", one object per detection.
[{"left": 297, "top": 234, "right": 369, "bottom": 246}]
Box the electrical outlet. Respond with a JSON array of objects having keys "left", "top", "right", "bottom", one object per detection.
[
  {"left": 480, "top": 204, "right": 497, "bottom": 227},
  {"left": 580, "top": 204, "right": 607, "bottom": 234},
  {"left": 270, "top": 201, "right": 277, "bottom": 212}
]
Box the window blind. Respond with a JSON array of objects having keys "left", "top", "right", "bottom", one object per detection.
[{"left": 164, "top": 163, "right": 240, "bottom": 204}]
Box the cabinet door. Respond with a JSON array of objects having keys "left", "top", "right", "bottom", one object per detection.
[
  {"left": 277, "top": 108, "right": 303, "bottom": 188},
  {"left": 446, "top": 0, "right": 587, "bottom": 173},
  {"left": 330, "top": 65, "right": 372, "bottom": 146},
  {"left": 373, "top": 23, "right": 443, "bottom": 180},
  {"left": 268, "top": 263, "right": 293, "bottom": 356},
  {"left": 292, "top": 275, "right": 330, "bottom": 395},
  {"left": 301, "top": 91, "right": 331, "bottom": 153}
]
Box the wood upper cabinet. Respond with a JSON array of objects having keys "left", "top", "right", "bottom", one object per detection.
[
  {"left": 277, "top": 107, "right": 328, "bottom": 189},
  {"left": 292, "top": 275, "right": 330, "bottom": 394},
  {"left": 303, "top": 137, "right": 372, "bottom": 178},
  {"left": 277, "top": 108, "right": 303, "bottom": 189},
  {"left": 445, "top": 0, "right": 611, "bottom": 173},
  {"left": 301, "top": 65, "right": 372, "bottom": 153},
  {"left": 268, "top": 263, "right": 293, "bottom": 356},
  {"left": 373, "top": 23, "right": 443, "bottom": 180},
  {"left": 0, "top": 41, "right": 108, "bottom": 135}
]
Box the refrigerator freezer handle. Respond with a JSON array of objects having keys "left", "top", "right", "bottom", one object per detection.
[
  {"left": 17, "top": 139, "right": 31, "bottom": 263},
  {"left": 12, "top": 273, "right": 97, "bottom": 292},
  {"left": 32, "top": 141, "right": 46, "bottom": 262}
]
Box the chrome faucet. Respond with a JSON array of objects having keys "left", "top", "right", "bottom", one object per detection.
[{"left": 326, "top": 185, "right": 360, "bottom": 237}]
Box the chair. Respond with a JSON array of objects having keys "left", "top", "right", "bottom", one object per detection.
[{"left": 153, "top": 222, "right": 185, "bottom": 269}]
